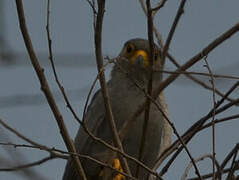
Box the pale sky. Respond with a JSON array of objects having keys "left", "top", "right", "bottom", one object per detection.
[{"left": 1, "top": 0, "right": 239, "bottom": 180}]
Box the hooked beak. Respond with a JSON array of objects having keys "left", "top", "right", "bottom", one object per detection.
[
  {"left": 136, "top": 55, "right": 146, "bottom": 67},
  {"left": 130, "top": 50, "right": 149, "bottom": 67}
]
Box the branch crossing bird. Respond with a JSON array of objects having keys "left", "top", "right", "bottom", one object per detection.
[{"left": 62, "top": 38, "right": 166, "bottom": 180}]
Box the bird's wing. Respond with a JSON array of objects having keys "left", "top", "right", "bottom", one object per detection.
[
  {"left": 62, "top": 89, "right": 111, "bottom": 180},
  {"left": 74, "top": 89, "right": 104, "bottom": 152}
]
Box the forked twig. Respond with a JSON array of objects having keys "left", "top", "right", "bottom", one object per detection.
[
  {"left": 161, "top": 0, "right": 187, "bottom": 66},
  {"left": 156, "top": 81, "right": 239, "bottom": 175},
  {"left": 181, "top": 154, "right": 220, "bottom": 180},
  {"left": 166, "top": 53, "right": 238, "bottom": 105},
  {"left": 189, "top": 143, "right": 239, "bottom": 180},
  {"left": 139, "top": 0, "right": 238, "bottom": 106}
]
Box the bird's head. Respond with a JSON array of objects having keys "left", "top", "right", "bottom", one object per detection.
[
  {"left": 112, "top": 38, "right": 162, "bottom": 84},
  {"left": 119, "top": 38, "right": 161, "bottom": 69}
]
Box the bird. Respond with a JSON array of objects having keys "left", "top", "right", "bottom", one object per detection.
[{"left": 62, "top": 38, "right": 165, "bottom": 180}]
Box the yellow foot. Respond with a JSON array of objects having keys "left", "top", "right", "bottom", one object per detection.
[
  {"left": 112, "top": 158, "right": 125, "bottom": 180},
  {"left": 99, "top": 158, "right": 125, "bottom": 180}
]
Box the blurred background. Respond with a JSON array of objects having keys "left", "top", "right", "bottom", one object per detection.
[{"left": 0, "top": 0, "right": 239, "bottom": 179}]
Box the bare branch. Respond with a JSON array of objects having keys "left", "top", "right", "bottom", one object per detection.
[
  {"left": 136, "top": 0, "right": 155, "bottom": 177},
  {"left": 15, "top": 1, "right": 86, "bottom": 179},
  {"left": 94, "top": 0, "right": 131, "bottom": 176}
]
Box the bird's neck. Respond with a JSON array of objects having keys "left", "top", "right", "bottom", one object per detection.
[{"left": 110, "top": 62, "right": 162, "bottom": 92}]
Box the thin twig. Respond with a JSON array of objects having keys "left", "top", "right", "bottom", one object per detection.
[
  {"left": 158, "top": 69, "right": 239, "bottom": 81},
  {"left": 203, "top": 56, "right": 216, "bottom": 180},
  {"left": 161, "top": 0, "right": 187, "bottom": 66},
  {"left": 82, "top": 59, "right": 114, "bottom": 123},
  {"left": 15, "top": 1, "right": 86, "bottom": 179},
  {"left": 151, "top": 0, "right": 168, "bottom": 13},
  {"left": 86, "top": 0, "right": 97, "bottom": 14},
  {"left": 46, "top": 0, "right": 81, "bottom": 126},
  {"left": 226, "top": 147, "right": 238, "bottom": 179},
  {"left": 0, "top": 142, "right": 67, "bottom": 159},
  {"left": 0, "top": 156, "right": 48, "bottom": 180},
  {"left": 0, "top": 119, "right": 68, "bottom": 160},
  {"left": 0, "top": 155, "right": 58, "bottom": 172},
  {"left": 0, "top": 142, "right": 139, "bottom": 180},
  {"left": 0, "top": 119, "right": 42, "bottom": 147},
  {"left": 220, "top": 143, "right": 239, "bottom": 176},
  {"left": 138, "top": 0, "right": 164, "bottom": 47},
  {"left": 0, "top": 129, "right": 47, "bottom": 180},
  {"left": 198, "top": 113, "right": 239, "bottom": 132},
  {"left": 94, "top": 0, "right": 131, "bottom": 176},
  {"left": 188, "top": 165, "right": 239, "bottom": 180},
  {"left": 189, "top": 144, "right": 239, "bottom": 180},
  {"left": 155, "top": 81, "right": 239, "bottom": 174},
  {"left": 136, "top": 0, "right": 155, "bottom": 177},
  {"left": 86, "top": 0, "right": 97, "bottom": 29},
  {"left": 181, "top": 154, "right": 220, "bottom": 180},
  {"left": 166, "top": 53, "right": 238, "bottom": 105}
]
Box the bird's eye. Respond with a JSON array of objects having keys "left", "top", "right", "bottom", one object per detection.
[
  {"left": 126, "top": 44, "right": 134, "bottom": 54},
  {"left": 127, "top": 46, "right": 132, "bottom": 53}
]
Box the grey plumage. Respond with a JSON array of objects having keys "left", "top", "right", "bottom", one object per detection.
[{"left": 62, "top": 38, "right": 164, "bottom": 180}]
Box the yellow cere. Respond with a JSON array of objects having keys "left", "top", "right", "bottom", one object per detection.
[{"left": 130, "top": 50, "right": 149, "bottom": 67}]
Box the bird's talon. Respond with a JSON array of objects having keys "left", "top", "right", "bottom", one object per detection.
[{"left": 112, "top": 158, "right": 125, "bottom": 180}]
